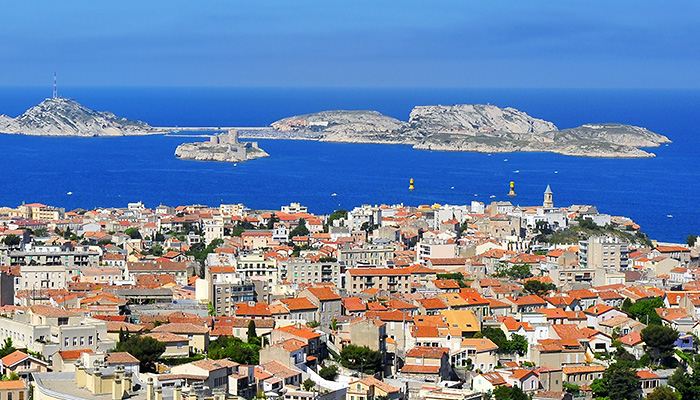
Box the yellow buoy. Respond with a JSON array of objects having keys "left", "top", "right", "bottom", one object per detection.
[
  {"left": 409, "top": 178, "right": 415, "bottom": 191},
  {"left": 508, "top": 181, "right": 517, "bottom": 197}
]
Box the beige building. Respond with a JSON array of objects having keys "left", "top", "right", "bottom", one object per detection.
[
  {"left": 578, "top": 236, "right": 630, "bottom": 270},
  {"left": 146, "top": 332, "right": 190, "bottom": 358},
  {"left": 346, "top": 267, "right": 412, "bottom": 296},
  {"left": 151, "top": 323, "right": 210, "bottom": 354}
]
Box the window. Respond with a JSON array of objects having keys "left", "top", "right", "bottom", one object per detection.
[{"left": 89, "top": 336, "right": 94, "bottom": 345}]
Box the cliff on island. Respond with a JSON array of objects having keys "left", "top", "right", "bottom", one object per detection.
[
  {"left": 175, "top": 130, "right": 269, "bottom": 163},
  {"left": 262, "top": 104, "right": 671, "bottom": 158},
  {"left": 0, "top": 97, "right": 164, "bottom": 136}
]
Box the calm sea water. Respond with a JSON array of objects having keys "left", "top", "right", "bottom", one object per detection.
[{"left": 0, "top": 87, "right": 698, "bottom": 243}]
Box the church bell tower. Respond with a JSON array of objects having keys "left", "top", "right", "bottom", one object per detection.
[{"left": 543, "top": 185, "right": 554, "bottom": 209}]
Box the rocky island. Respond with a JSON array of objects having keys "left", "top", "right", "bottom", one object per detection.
[
  {"left": 0, "top": 97, "right": 164, "bottom": 136},
  {"left": 175, "top": 130, "right": 269, "bottom": 163},
  {"left": 247, "top": 104, "right": 671, "bottom": 158}
]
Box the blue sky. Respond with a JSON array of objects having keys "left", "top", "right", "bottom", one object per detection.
[{"left": 1, "top": 1, "right": 699, "bottom": 88}]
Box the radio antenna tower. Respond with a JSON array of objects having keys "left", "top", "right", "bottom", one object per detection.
[{"left": 53, "top": 73, "right": 57, "bottom": 99}]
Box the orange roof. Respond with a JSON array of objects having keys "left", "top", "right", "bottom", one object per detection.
[
  {"left": 280, "top": 298, "right": 317, "bottom": 311},
  {"left": 58, "top": 349, "right": 93, "bottom": 360},
  {"left": 563, "top": 366, "right": 606, "bottom": 374},
  {"left": 636, "top": 370, "right": 660, "bottom": 379},
  {"left": 401, "top": 364, "right": 440, "bottom": 374},
  {"left": 1, "top": 350, "right": 30, "bottom": 367},
  {"left": 406, "top": 346, "right": 449, "bottom": 358},
  {"left": 275, "top": 324, "right": 321, "bottom": 340},
  {"left": 584, "top": 304, "right": 615, "bottom": 316},
  {"left": 306, "top": 287, "right": 341, "bottom": 301},
  {"left": 0, "top": 381, "right": 26, "bottom": 390}
]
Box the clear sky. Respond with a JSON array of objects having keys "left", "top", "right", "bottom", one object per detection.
[{"left": 2, "top": 1, "right": 699, "bottom": 88}]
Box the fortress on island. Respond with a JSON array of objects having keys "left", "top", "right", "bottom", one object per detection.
[{"left": 174, "top": 129, "right": 269, "bottom": 163}]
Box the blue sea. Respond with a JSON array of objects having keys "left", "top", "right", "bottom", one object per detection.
[{"left": 0, "top": 87, "right": 698, "bottom": 243}]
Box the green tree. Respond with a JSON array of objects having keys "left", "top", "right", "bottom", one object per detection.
[
  {"left": 124, "top": 228, "right": 142, "bottom": 239},
  {"left": 647, "top": 386, "right": 680, "bottom": 400},
  {"left": 319, "top": 365, "right": 339, "bottom": 381},
  {"left": 247, "top": 320, "right": 260, "bottom": 346},
  {"left": 266, "top": 213, "right": 280, "bottom": 230},
  {"left": 625, "top": 297, "right": 664, "bottom": 325},
  {"left": 641, "top": 324, "right": 679, "bottom": 366},
  {"left": 2, "top": 235, "right": 21, "bottom": 247},
  {"left": 339, "top": 344, "right": 382, "bottom": 374},
  {"left": 591, "top": 362, "right": 640, "bottom": 400},
  {"left": 492, "top": 385, "right": 528, "bottom": 400},
  {"left": 0, "top": 338, "right": 16, "bottom": 358},
  {"left": 149, "top": 244, "right": 164, "bottom": 256},
  {"left": 207, "top": 302, "right": 216, "bottom": 316},
  {"left": 303, "top": 378, "right": 315, "bottom": 391},
  {"left": 669, "top": 366, "right": 699, "bottom": 400},
  {"left": 33, "top": 228, "right": 49, "bottom": 237},
  {"left": 289, "top": 218, "right": 310, "bottom": 238},
  {"left": 208, "top": 336, "right": 260, "bottom": 365},
  {"left": 115, "top": 334, "right": 165, "bottom": 372},
  {"left": 522, "top": 280, "right": 557, "bottom": 297},
  {"left": 328, "top": 209, "right": 348, "bottom": 228},
  {"left": 505, "top": 334, "right": 528, "bottom": 357},
  {"left": 687, "top": 234, "right": 697, "bottom": 248}
]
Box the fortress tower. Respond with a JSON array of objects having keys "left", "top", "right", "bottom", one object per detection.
[{"left": 543, "top": 185, "right": 554, "bottom": 209}]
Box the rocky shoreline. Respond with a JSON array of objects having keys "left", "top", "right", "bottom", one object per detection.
[{"left": 262, "top": 105, "right": 671, "bottom": 158}]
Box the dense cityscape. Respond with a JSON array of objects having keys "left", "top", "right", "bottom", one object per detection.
[{"left": 0, "top": 187, "right": 697, "bottom": 400}]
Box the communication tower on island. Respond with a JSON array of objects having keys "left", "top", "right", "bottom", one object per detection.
[{"left": 52, "top": 73, "right": 58, "bottom": 99}]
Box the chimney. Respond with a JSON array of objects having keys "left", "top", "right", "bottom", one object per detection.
[
  {"left": 147, "top": 378, "right": 154, "bottom": 400},
  {"left": 123, "top": 371, "right": 132, "bottom": 395},
  {"left": 112, "top": 376, "right": 122, "bottom": 400},
  {"left": 173, "top": 383, "right": 183, "bottom": 400}
]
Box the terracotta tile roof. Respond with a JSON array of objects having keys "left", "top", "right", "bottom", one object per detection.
[
  {"left": 234, "top": 302, "right": 271, "bottom": 317},
  {"left": 152, "top": 323, "right": 210, "bottom": 334},
  {"left": 29, "top": 305, "right": 78, "bottom": 318},
  {"left": 58, "top": 349, "right": 93, "bottom": 360},
  {"left": 563, "top": 366, "right": 605, "bottom": 374},
  {"left": 351, "top": 376, "right": 400, "bottom": 394},
  {"left": 275, "top": 324, "right": 321, "bottom": 340},
  {"left": 584, "top": 304, "right": 615, "bottom": 316},
  {"left": 401, "top": 364, "right": 441, "bottom": 374},
  {"left": 568, "top": 289, "right": 597, "bottom": 299},
  {"left": 0, "top": 381, "right": 26, "bottom": 390},
  {"left": 106, "top": 352, "right": 139, "bottom": 364},
  {"left": 510, "top": 294, "right": 547, "bottom": 306},
  {"left": 1, "top": 350, "right": 29, "bottom": 367},
  {"left": 511, "top": 368, "right": 538, "bottom": 379},
  {"left": 418, "top": 298, "right": 448, "bottom": 309},
  {"left": 619, "top": 331, "right": 642, "bottom": 346},
  {"left": 146, "top": 332, "right": 189, "bottom": 343},
  {"left": 481, "top": 372, "right": 507, "bottom": 385},
  {"left": 636, "top": 370, "right": 660, "bottom": 379},
  {"left": 461, "top": 338, "right": 499, "bottom": 352},
  {"left": 342, "top": 297, "right": 366, "bottom": 312},
  {"left": 306, "top": 287, "right": 341, "bottom": 301},
  {"left": 406, "top": 346, "right": 449, "bottom": 358},
  {"left": 280, "top": 298, "right": 318, "bottom": 311}
]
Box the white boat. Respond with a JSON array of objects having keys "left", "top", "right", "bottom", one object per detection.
[
  {"left": 67, "top": 191, "right": 73, "bottom": 195},
  {"left": 490, "top": 195, "right": 496, "bottom": 198},
  {"left": 331, "top": 193, "right": 337, "bottom": 197},
  {"left": 667, "top": 214, "right": 673, "bottom": 218}
]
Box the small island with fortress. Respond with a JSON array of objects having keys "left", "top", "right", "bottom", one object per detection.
[{"left": 174, "top": 130, "right": 269, "bottom": 163}]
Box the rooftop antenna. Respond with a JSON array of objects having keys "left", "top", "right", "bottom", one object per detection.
[{"left": 53, "top": 73, "right": 57, "bottom": 99}]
